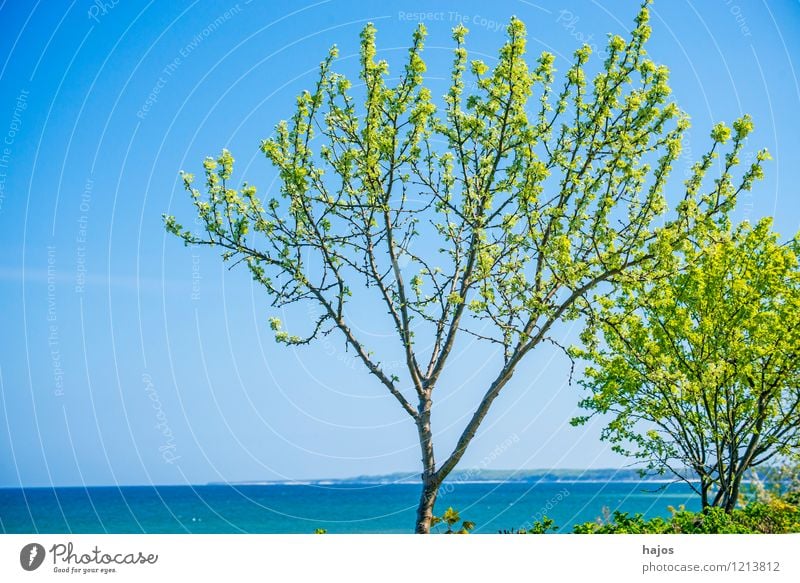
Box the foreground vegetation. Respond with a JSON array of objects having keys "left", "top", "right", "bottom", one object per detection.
[
  {"left": 434, "top": 496, "right": 800, "bottom": 534},
  {"left": 571, "top": 499, "right": 800, "bottom": 534},
  {"left": 487, "top": 468, "right": 800, "bottom": 534},
  {"left": 496, "top": 496, "right": 800, "bottom": 534}
]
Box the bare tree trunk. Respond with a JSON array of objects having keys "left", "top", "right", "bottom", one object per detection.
[
  {"left": 726, "top": 479, "right": 741, "bottom": 512},
  {"left": 700, "top": 475, "right": 710, "bottom": 509},
  {"left": 415, "top": 478, "right": 439, "bottom": 534},
  {"left": 725, "top": 401, "right": 767, "bottom": 512},
  {"left": 415, "top": 394, "right": 439, "bottom": 534}
]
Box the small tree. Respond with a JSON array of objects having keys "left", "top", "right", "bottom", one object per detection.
[
  {"left": 165, "top": 2, "right": 769, "bottom": 532},
  {"left": 574, "top": 218, "right": 800, "bottom": 511}
]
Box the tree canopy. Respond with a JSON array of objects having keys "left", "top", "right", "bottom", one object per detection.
[{"left": 574, "top": 218, "right": 800, "bottom": 510}]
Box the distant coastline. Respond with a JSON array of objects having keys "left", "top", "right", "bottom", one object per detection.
[
  {"left": 210, "top": 468, "right": 697, "bottom": 487},
  {"left": 0, "top": 469, "right": 712, "bottom": 490}
]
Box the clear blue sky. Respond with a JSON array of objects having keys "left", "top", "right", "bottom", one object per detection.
[{"left": 1, "top": 0, "right": 799, "bottom": 488}]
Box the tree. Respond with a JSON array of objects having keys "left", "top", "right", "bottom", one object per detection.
[
  {"left": 573, "top": 218, "right": 800, "bottom": 511},
  {"left": 164, "top": 1, "right": 769, "bottom": 532}
]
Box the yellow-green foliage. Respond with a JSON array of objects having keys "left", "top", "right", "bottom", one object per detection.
[
  {"left": 573, "top": 217, "right": 800, "bottom": 509},
  {"left": 573, "top": 500, "right": 800, "bottom": 534}
]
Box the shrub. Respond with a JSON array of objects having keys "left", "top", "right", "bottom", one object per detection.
[
  {"left": 573, "top": 500, "right": 800, "bottom": 534},
  {"left": 431, "top": 507, "right": 475, "bottom": 534},
  {"left": 500, "top": 516, "right": 559, "bottom": 534}
]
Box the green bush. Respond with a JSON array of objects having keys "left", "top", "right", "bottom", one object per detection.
[
  {"left": 573, "top": 500, "right": 800, "bottom": 534},
  {"left": 464, "top": 487, "right": 800, "bottom": 534}
]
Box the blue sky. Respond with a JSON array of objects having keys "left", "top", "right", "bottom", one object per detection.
[{"left": 1, "top": 0, "right": 799, "bottom": 488}]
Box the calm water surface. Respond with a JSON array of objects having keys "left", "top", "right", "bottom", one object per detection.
[{"left": 0, "top": 481, "right": 699, "bottom": 534}]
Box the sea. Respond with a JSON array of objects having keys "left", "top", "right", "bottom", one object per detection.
[{"left": 0, "top": 481, "right": 699, "bottom": 534}]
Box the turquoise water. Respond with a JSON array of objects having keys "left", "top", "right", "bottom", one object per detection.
[{"left": 0, "top": 482, "right": 699, "bottom": 534}]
